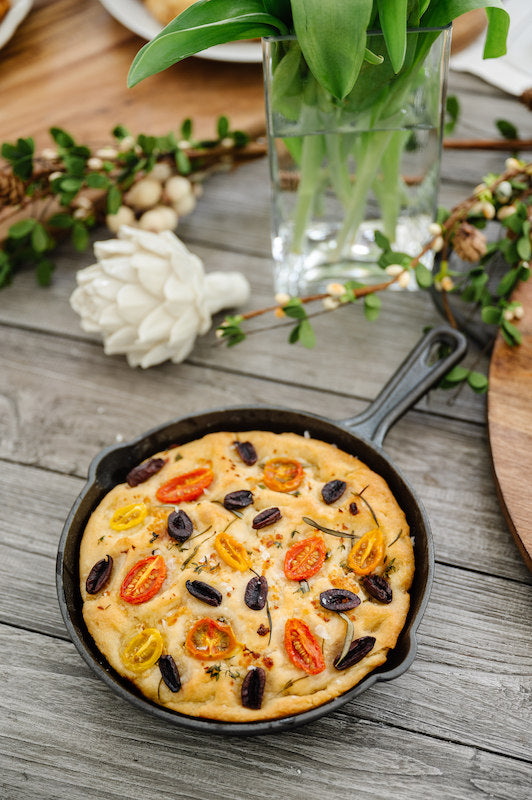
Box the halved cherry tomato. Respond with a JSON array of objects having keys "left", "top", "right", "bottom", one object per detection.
[
  {"left": 347, "top": 528, "right": 385, "bottom": 575},
  {"left": 284, "top": 535, "right": 326, "bottom": 581},
  {"left": 214, "top": 532, "right": 251, "bottom": 571},
  {"left": 121, "top": 628, "right": 163, "bottom": 672},
  {"left": 263, "top": 458, "right": 304, "bottom": 493},
  {"left": 120, "top": 554, "right": 166, "bottom": 604},
  {"left": 156, "top": 466, "right": 214, "bottom": 504},
  {"left": 284, "top": 619, "right": 325, "bottom": 675},
  {"left": 185, "top": 618, "right": 239, "bottom": 660},
  {"left": 110, "top": 502, "right": 147, "bottom": 531}
]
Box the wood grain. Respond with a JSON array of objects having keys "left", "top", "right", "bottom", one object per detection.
[{"left": 488, "top": 276, "right": 532, "bottom": 571}]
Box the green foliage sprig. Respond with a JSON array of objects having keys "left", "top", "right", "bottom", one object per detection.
[
  {"left": 0, "top": 118, "right": 258, "bottom": 288},
  {"left": 217, "top": 158, "right": 532, "bottom": 393}
]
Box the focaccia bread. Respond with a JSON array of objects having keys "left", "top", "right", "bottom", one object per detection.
[{"left": 80, "top": 430, "right": 414, "bottom": 721}]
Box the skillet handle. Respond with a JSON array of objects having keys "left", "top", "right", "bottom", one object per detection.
[{"left": 341, "top": 326, "right": 467, "bottom": 447}]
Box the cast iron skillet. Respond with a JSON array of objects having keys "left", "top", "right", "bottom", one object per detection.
[{"left": 57, "top": 325, "right": 466, "bottom": 735}]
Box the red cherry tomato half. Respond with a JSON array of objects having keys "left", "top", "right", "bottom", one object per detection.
[
  {"left": 120, "top": 555, "right": 166, "bottom": 604},
  {"left": 263, "top": 458, "right": 304, "bottom": 493},
  {"left": 156, "top": 466, "right": 214, "bottom": 504},
  {"left": 284, "top": 535, "right": 326, "bottom": 581},
  {"left": 185, "top": 618, "right": 239, "bottom": 660},
  {"left": 284, "top": 619, "right": 325, "bottom": 675}
]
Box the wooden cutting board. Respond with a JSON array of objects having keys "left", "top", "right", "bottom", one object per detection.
[
  {"left": 488, "top": 277, "right": 532, "bottom": 572},
  {"left": 0, "top": 0, "right": 266, "bottom": 150}
]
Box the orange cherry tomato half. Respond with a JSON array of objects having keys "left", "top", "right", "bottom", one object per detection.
[
  {"left": 120, "top": 554, "right": 167, "bottom": 604},
  {"left": 347, "top": 528, "right": 385, "bottom": 575},
  {"left": 284, "top": 619, "right": 325, "bottom": 675},
  {"left": 185, "top": 618, "right": 239, "bottom": 661},
  {"left": 214, "top": 532, "right": 251, "bottom": 572},
  {"left": 156, "top": 466, "right": 214, "bottom": 504},
  {"left": 263, "top": 457, "right": 304, "bottom": 493},
  {"left": 121, "top": 628, "right": 164, "bottom": 672},
  {"left": 284, "top": 535, "right": 326, "bottom": 581}
]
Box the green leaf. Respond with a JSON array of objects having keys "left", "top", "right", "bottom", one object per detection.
[
  {"left": 374, "top": 230, "right": 390, "bottom": 251},
  {"left": 48, "top": 213, "right": 74, "bottom": 229},
  {"left": 415, "top": 263, "right": 433, "bottom": 288},
  {"left": 496, "top": 268, "right": 520, "bottom": 298},
  {"left": 50, "top": 127, "right": 75, "bottom": 148},
  {"left": 35, "top": 258, "right": 55, "bottom": 286},
  {"left": 298, "top": 318, "right": 316, "bottom": 348},
  {"left": 516, "top": 235, "right": 531, "bottom": 261},
  {"left": 175, "top": 149, "right": 191, "bottom": 174},
  {"left": 377, "top": 0, "right": 407, "bottom": 73},
  {"left": 8, "top": 218, "right": 36, "bottom": 239},
  {"left": 31, "top": 223, "right": 49, "bottom": 253},
  {"left": 128, "top": 0, "right": 287, "bottom": 86},
  {"left": 421, "top": 2, "right": 509, "bottom": 59},
  {"left": 0, "top": 252, "right": 12, "bottom": 288},
  {"left": 217, "top": 115, "right": 229, "bottom": 139},
  {"left": 496, "top": 118, "right": 518, "bottom": 140},
  {"left": 106, "top": 184, "right": 122, "bottom": 214},
  {"left": 283, "top": 298, "right": 307, "bottom": 319},
  {"left": 59, "top": 176, "right": 83, "bottom": 193},
  {"left": 444, "top": 94, "right": 460, "bottom": 135},
  {"left": 288, "top": 322, "right": 301, "bottom": 344},
  {"left": 113, "top": 124, "right": 131, "bottom": 140},
  {"left": 86, "top": 172, "right": 110, "bottom": 189},
  {"left": 363, "top": 48, "right": 384, "bottom": 66},
  {"left": 180, "top": 118, "right": 193, "bottom": 140},
  {"left": 467, "top": 371, "right": 488, "bottom": 393},
  {"left": 364, "top": 293, "right": 381, "bottom": 321},
  {"left": 481, "top": 305, "right": 502, "bottom": 325},
  {"left": 501, "top": 319, "right": 522, "bottom": 346},
  {"left": 440, "top": 364, "right": 469, "bottom": 386},
  {"left": 291, "top": 0, "right": 373, "bottom": 98},
  {"left": 72, "top": 221, "right": 89, "bottom": 252}
]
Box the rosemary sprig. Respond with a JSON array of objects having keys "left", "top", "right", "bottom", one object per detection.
[{"left": 302, "top": 516, "right": 357, "bottom": 540}]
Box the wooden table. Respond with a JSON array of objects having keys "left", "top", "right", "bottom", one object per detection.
[{"left": 1, "top": 2, "right": 531, "bottom": 798}]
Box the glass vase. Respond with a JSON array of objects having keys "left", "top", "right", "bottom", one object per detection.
[{"left": 263, "top": 27, "right": 451, "bottom": 296}]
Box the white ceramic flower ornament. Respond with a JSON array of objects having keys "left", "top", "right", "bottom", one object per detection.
[{"left": 70, "top": 226, "right": 250, "bottom": 368}]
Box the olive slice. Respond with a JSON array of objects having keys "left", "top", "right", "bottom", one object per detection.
[
  {"left": 223, "top": 490, "right": 253, "bottom": 511},
  {"left": 185, "top": 579, "right": 222, "bottom": 607},
  {"left": 252, "top": 507, "right": 281, "bottom": 529},
  {"left": 234, "top": 441, "right": 258, "bottom": 466},
  {"left": 158, "top": 654, "right": 181, "bottom": 692},
  {"left": 241, "top": 666, "right": 266, "bottom": 709},
  {"left": 85, "top": 555, "right": 113, "bottom": 594},
  {"left": 167, "top": 509, "right": 193, "bottom": 542},
  {"left": 334, "top": 636, "right": 376, "bottom": 670},
  {"left": 244, "top": 576, "right": 268, "bottom": 610},
  {"left": 321, "top": 479, "right": 347, "bottom": 504},
  {"left": 360, "top": 573, "right": 393, "bottom": 604},
  {"left": 126, "top": 457, "right": 166, "bottom": 487}
]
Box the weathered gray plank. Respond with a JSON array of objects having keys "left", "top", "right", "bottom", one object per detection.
[{"left": 1, "top": 625, "right": 530, "bottom": 800}]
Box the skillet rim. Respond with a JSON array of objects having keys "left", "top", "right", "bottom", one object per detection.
[{"left": 56, "top": 403, "right": 434, "bottom": 735}]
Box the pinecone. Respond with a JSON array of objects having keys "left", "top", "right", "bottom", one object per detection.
[
  {"left": 0, "top": 172, "right": 26, "bottom": 207},
  {"left": 452, "top": 221, "right": 487, "bottom": 263}
]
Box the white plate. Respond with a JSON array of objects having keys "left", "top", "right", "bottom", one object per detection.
[
  {"left": 98, "top": 0, "right": 262, "bottom": 62},
  {"left": 0, "top": 0, "right": 33, "bottom": 50}
]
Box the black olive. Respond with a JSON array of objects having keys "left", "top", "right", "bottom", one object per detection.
[
  {"left": 241, "top": 667, "right": 266, "bottom": 709},
  {"left": 85, "top": 555, "right": 113, "bottom": 594},
  {"left": 185, "top": 579, "right": 222, "bottom": 607},
  {"left": 334, "top": 636, "right": 376, "bottom": 670},
  {"left": 158, "top": 654, "right": 181, "bottom": 692},
  {"left": 244, "top": 576, "right": 268, "bottom": 610},
  {"left": 321, "top": 479, "right": 347, "bottom": 504},
  {"left": 360, "top": 573, "right": 393, "bottom": 604},
  {"left": 234, "top": 441, "right": 258, "bottom": 466},
  {"left": 319, "top": 587, "right": 361, "bottom": 612},
  {"left": 252, "top": 507, "right": 281, "bottom": 529},
  {"left": 126, "top": 457, "right": 166, "bottom": 487},
  {"left": 167, "top": 509, "right": 193, "bottom": 542},
  {"left": 223, "top": 490, "right": 254, "bottom": 510}
]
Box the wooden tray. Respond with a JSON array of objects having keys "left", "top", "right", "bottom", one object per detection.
[
  {"left": 488, "top": 276, "right": 532, "bottom": 572},
  {"left": 1, "top": 0, "right": 266, "bottom": 149}
]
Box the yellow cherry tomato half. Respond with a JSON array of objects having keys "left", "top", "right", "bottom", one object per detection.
[
  {"left": 263, "top": 457, "right": 304, "bottom": 493},
  {"left": 214, "top": 532, "right": 251, "bottom": 571},
  {"left": 110, "top": 502, "right": 147, "bottom": 531},
  {"left": 121, "top": 628, "right": 164, "bottom": 672},
  {"left": 347, "top": 528, "right": 385, "bottom": 575}
]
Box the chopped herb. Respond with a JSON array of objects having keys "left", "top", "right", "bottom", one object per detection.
[
  {"left": 273, "top": 541, "right": 282, "bottom": 548},
  {"left": 149, "top": 531, "right": 159, "bottom": 543},
  {"left": 174, "top": 453, "right": 183, "bottom": 462},
  {"left": 303, "top": 516, "right": 357, "bottom": 540},
  {"left": 205, "top": 664, "right": 221, "bottom": 680},
  {"left": 338, "top": 611, "right": 354, "bottom": 662},
  {"left": 179, "top": 524, "right": 213, "bottom": 549},
  {"left": 383, "top": 558, "right": 397, "bottom": 577},
  {"left": 98, "top": 536, "right": 105, "bottom": 543},
  {"left": 266, "top": 601, "right": 273, "bottom": 646},
  {"left": 294, "top": 579, "right": 310, "bottom": 595},
  {"left": 290, "top": 529, "right": 298, "bottom": 538},
  {"left": 192, "top": 556, "right": 220, "bottom": 574},
  {"left": 388, "top": 530, "right": 402, "bottom": 548},
  {"left": 278, "top": 675, "right": 308, "bottom": 694},
  {"left": 181, "top": 545, "right": 199, "bottom": 570},
  {"left": 258, "top": 483, "right": 266, "bottom": 490}
]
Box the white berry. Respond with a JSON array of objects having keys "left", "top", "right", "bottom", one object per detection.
[{"left": 138, "top": 206, "right": 178, "bottom": 232}]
